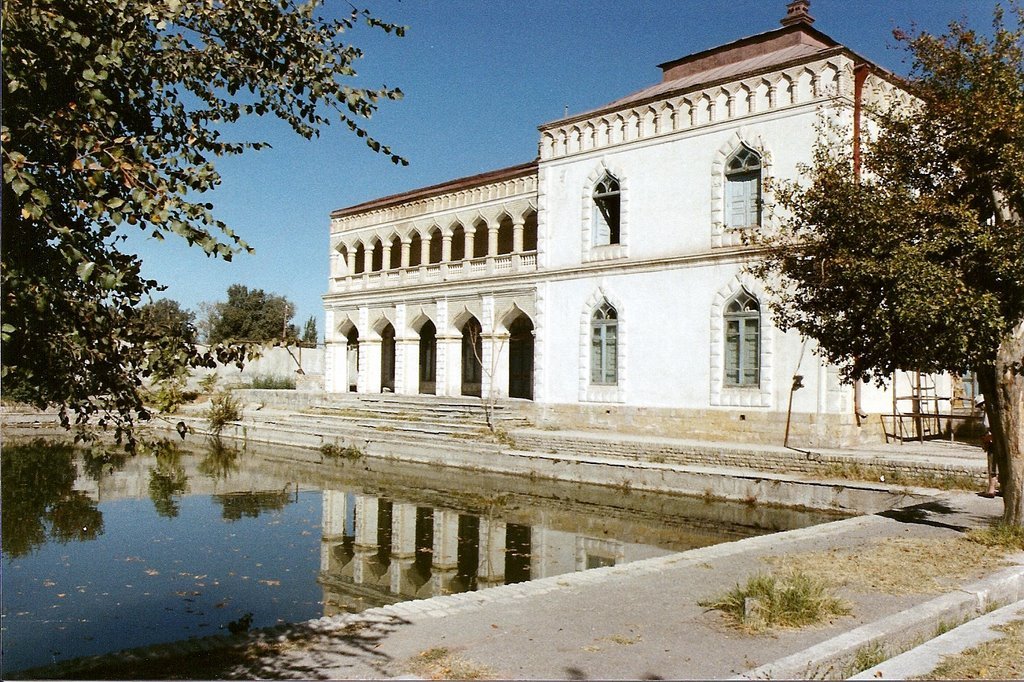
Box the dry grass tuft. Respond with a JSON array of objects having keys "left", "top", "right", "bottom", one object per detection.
[
  {"left": 965, "top": 523, "right": 1024, "bottom": 551},
  {"left": 408, "top": 646, "right": 494, "bottom": 680},
  {"left": 764, "top": 536, "right": 1010, "bottom": 595},
  {"left": 922, "top": 618, "right": 1024, "bottom": 680},
  {"left": 699, "top": 570, "right": 851, "bottom": 632}
]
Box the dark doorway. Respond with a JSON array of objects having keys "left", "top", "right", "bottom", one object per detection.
[
  {"left": 345, "top": 327, "right": 359, "bottom": 392},
  {"left": 380, "top": 323, "right": 396, "bottom": 393},
  {"left": 418, "top": 321, "right": 436, "bottom": 395},
  {"left": 461, "top": 318, "right": 483, "bottom": 397},
  {"left": 508, "top": 315, "right": 534, "bottom": 400}
]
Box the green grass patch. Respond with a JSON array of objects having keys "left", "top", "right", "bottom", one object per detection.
[
  {"left": 249, "top": 374, "right": 296, "bottom": 390},
  {"left": 699, "top": 570, "right": 851, "bottom": 632},
  {"left": 965, "top": 523, "right": 1024, "bottom": 551}
]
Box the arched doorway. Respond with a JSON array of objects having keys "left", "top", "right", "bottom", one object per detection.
[
  {"left": 345, "top": 327, "right": 359, "bottom": 392},
  {"left": 508, "top": 315, "right": 534, "bottom": 400},
  {"left": 380, "top": 323, "right": 396, "bottom": 392},
  {"left": 418, "top": 321, "right": 436, "bottom": 395},
  {"left": 461, "top": 318, "right": 483, "bottom": 397}
]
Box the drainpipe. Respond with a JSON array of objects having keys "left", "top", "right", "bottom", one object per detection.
[{"left": 852, "top": 63, "right": 869, "bottom": 426}]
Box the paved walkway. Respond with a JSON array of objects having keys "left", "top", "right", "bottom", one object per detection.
[{"left": 20, "top": 490, "right": 1023, "bottom": 680}]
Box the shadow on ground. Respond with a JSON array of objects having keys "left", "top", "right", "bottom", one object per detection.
[{"left": 10, "top": 615, "right": 410, "bottom": 680}]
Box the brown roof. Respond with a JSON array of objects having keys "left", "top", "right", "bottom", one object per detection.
[
  {"left": 540, "top": 23, "right": 872, "bottom": 130},
  {"left": 331, "top": 160, "right": 538, "bottom": 218}
]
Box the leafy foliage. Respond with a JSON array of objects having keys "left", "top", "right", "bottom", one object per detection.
[
  {"left": 1, "top": 0, "right": 405, "bottom": 447},
  {"left": 204, "top": 284, "right": 299, "bottom": 344},
  {"left": 302, "top": 315, "right": 319, "bottom": 345},
  {"left": 139, "top": 298, "right": 197, "bottom": 348},
  {"left": 752, "top": 4, "right": 1024, "bottom": 523},
  {"left": 207, "top": 391, "right": 242, "bottom": 436}
]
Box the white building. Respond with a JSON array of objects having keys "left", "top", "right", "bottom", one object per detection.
[{"left": 323, "top": 2, "right": 952, "bottom": 447}]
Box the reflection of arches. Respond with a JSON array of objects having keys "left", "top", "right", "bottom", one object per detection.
[
  {"left": 418, "top": 320, "right": 437, "bottom": 395},
  {"left": 379, "top": 322, "right": 396, "bottom": 392},
  {"left": 460, "top": 317, "right": 483, "bottom": 397},
  {"left": 508, "top": 315, "right": 534, "bottom": 400}
]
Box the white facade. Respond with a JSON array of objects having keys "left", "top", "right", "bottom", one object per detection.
[{"left": 323, "top": 9, "right": 936, "bottom": 446}]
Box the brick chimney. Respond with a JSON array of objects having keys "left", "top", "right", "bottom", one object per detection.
[{"left": 781, "top": 0, "right": 814, "bottom": 27}]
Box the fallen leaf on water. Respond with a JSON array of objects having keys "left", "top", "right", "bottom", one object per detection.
[
  {"left": 258, "top": 579, "right": 281, "bottom": 587},
  {"left": 145, "top": 569, "right": 159, "bottom": 576}
]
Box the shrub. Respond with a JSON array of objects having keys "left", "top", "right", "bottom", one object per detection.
[
  {"left": 207, "top": 392, "right": 242, "bottom": 436},
  {"left": 319, "top": 442, "right": 363, "bottom": 460},
  {"left": 699, "top": 570, "right": 851, "bottom": 632},
  {"left": 250, "top": 374, "right": 296, "bottom": 390}
]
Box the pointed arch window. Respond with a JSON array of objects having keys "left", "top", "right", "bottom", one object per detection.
[
  {"left": 590, "top": 301, "right": 618, "bottom": 385},
  {"left": 592, "top": 175, "right": 621, "bottom": 246},
  {"left": 724, "top": 146, "right": 762, "bottom": 228},
  {"left": 724, "top": 290, "right": 760, "bottom": 387}
]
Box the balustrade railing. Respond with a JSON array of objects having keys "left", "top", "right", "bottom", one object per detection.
[{"left": 330, "top": 250, "right": 539, "bottom": 292}]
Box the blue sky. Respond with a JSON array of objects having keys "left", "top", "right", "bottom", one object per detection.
[{"left": 128, "top": 0, "right": 1003, "bottom": 339}]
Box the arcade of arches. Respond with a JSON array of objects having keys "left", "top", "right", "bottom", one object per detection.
[{"left": 331, "top": 309, "right": 535, "bottom": 401}]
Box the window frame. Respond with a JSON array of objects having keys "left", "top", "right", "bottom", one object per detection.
[
  {"left": 590, "top": 302, "right": 618, "bottom": 386},
  {"left": 723, "top": 290, "right": 760, "bottom": 388},
  {"left": 724, "top": 146, "right": 762, "bottom": 230}
]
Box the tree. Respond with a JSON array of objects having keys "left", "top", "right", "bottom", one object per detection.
[
  {"left": 2, "top": 0, "right": 405, "bottom": 446},
  {"left": 753, "top": 5, "right": 1024, "bottom": 524},
  {"left": 302, "top": 316, "right": 319, "bottom": 346},
  {"left": 139, "top": 298, "right": 197, "bottom": 347},
  {"left": 204, "top": 284, "right": 298, "bottom": 344}
]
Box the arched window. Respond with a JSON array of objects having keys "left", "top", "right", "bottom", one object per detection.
[
  {"left": 725, "top": 146, "right": 762, "bottom": 228},
  {"left": 590, "top": 301, "right": 618, "bottom": 385},
  {"left": 724, "top": 289, "right": 760, "bottom": 386},
  {"left": 592, "top": 175, "right": 621, "bottom": 246}
]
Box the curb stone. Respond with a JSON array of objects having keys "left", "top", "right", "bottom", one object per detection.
[
  {"left": 733, "top": 557, "right": 1024, "bottom": 680},
  {"left": 850, "top": 598, "right": 1024, "bottom": 679}
]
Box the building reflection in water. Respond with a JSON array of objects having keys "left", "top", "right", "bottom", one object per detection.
[{"left": 320, "top": 490, "right": 672, "bottom": 615}]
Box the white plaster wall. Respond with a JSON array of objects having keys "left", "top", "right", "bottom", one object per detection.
[{"left": 540, "top": 106, "right": 826, "bottom": 267}]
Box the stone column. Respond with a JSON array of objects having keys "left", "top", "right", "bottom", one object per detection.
[
  {"left": 477, "top": 518, "right": 506, "bottom": 589},
  {"left": 512, "top": 218, "right": 525, "bottom": 270},
  {"left": 419, "top": 236, "right": 430, "bottom": 271},
  {"left": 382, "top": 242, "right": 393, "bottom": 272},
  {"left": 360, "top": 339, "right": 382, "bottom": 394},
  {"left": 321, "top": 490, "right": 349, "bottom": 572},
  {"left": 362, "top": 244, "right": 373, "bottom": 277},
  {"left": 401, "top": 239, "right": 412, "bottom": 269},
  {"left": 352, "top": 495, "right": 379, "bottom": 585},
  {"left": 346, "top": 249, "right": 356, "bottom": 280},
  {"left": 390, "top": 503, "right": 419, "bottom": 596},
  {"left": 431, "top": 509, "right": 460, "bottom": 595},
  {"left": 464, "top": 228, "right": 476, "bottom": 274}
]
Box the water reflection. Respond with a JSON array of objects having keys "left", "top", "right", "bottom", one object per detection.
[
  {"left": 1, "top": 441, "right": 104, "bottom": 558},
  {"left": 2, "top": 438, "right": 845, "bottom": 673}
]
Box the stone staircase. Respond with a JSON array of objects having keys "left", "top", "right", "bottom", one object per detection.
[{"left": 204, "top": 392, "right": 534, "bottom": 452}]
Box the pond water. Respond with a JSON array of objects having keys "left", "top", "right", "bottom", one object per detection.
[{"left": 1, "top": 437, "right": 844, "bottom": 674}]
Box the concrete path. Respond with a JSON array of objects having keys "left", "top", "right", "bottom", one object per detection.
[{"left": 22, "top": 490, "right": 1023, "bottom": 680}]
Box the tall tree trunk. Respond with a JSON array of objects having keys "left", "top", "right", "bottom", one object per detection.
[{"left": 990, "top": 321, "right": 1024, "bottom": 526}]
